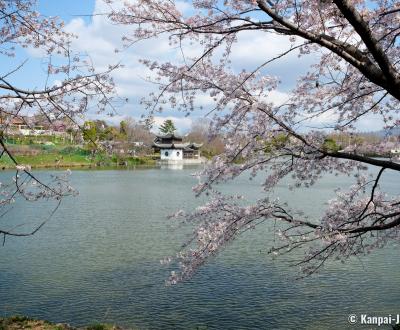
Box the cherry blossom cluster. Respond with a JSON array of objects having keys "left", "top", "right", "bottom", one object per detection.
[
  {"left": 0, "top": 1, "right": 119, "bottom": 239},
  {"left": 107, "top": 0, "right": 399, "bottom": 282}
]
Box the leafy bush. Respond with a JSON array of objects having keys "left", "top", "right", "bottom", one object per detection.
[
  {"left": 60, "top": 146, "right": 90, "bottom": 156},
  {"left": 87, "top": 324, "right": 107, "bottom": 330},
  {"left": 40, "top": 146, "right": 54, "bottom": 152},
  {"left": 322, "top": 138, "right": 341, "bottom": 153}
]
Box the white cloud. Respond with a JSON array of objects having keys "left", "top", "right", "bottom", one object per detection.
[
  {"left": 298, "top": 109, "right": 338, "bottom": 130},
  {"left": 175, "top": 1, "right": 192, "bottom": 14},
  {"left": 230, "top": 31, "right": 317, "bottom": 91},
  {"left": 62, "top": 1, "right": 311, "bottom": 99},
  {"left": 61, "top": 1, "right": 171, "bottom": 120},
  {"left": 260, "top": 90, "right": 290, "bottom": 107},
  {"left": 231, "top": 31, "right": 293, "bottom": 63},
  {"left": 153, "top": 116, "right": 193, "bottom": 134},
  {"left": 295, "top": 109, "right": 386, "bottom": 132},
  {"left": 351, "top": 115, "right": 386, "bottom": 132},
  {"left": 57, "top": 0, "right": 334, "bottom": 132}
]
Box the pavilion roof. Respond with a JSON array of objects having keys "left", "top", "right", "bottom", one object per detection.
[
  {"left": 153, "top": 142, "right": 190, "bottom": 149},
  {"left": 154, "top": 133, "right": 183, "bottom": 140},
  {"left": 153, "top": 141, "right": 203, "bottom": 150}
]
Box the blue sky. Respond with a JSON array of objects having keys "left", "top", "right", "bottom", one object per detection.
[
  {"left": 37, "top": 0, "right": 95, "bottom": 23},
  {"left": 1, "top": 1, "right": 95, "bottom": 92},
  {"left": 3, "top": 0, "right": 384, "bottom": 132}
]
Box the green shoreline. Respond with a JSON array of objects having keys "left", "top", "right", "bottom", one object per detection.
[
  {"left": 0, "top": 316, "right": 138, "bottom": 330},
  {"left": 0, "top": 153, "right": 158, "bottom": 170},
  {"left": 2, "top": 315, "right": 400, "bottom": 330},
  {"left": 0, "top": 162, "right": 156, "bottom": 170}
]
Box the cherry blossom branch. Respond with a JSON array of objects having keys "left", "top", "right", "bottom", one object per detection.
[
  {"left": 332, "top": 0, "right": 398, "bottom": 86},
  {"left": 107, "top": 0, "right": 400, "bottom": 283}
]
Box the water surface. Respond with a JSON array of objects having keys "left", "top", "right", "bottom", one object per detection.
[{"left": 0, "top": 167, "right": 399, "bottom": 329}]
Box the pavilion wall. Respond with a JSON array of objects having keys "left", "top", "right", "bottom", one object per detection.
[{"left": 160, "top": 149, "right": 183, "bottom": 161}]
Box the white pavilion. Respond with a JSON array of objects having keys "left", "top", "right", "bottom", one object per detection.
[{"left": 152, "top": 133, "right": 202, "bottom": 161}]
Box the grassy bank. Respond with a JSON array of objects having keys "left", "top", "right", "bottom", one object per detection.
[
  {"left": 0, "top": 153, "right": 157, "bottom": 169},
  {"left": 0, "top": 316, "right": 138, "bottom": 330},
  {"left": 4, "top": 315, "right": 398, "bottom": 330},
  {"left": 0, "top": 143, "right": 157, "bottom": 169}
]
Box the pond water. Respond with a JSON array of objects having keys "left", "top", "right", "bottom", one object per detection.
[{"left": 0, "top": 166, "right": 399, "bottom": 329}]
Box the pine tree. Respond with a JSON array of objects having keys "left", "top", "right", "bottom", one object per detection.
[{"left": 159, "top": 119, "right": 176, "bottom": 135}]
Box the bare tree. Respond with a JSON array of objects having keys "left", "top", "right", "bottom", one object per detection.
[
  {"left": 186, "top": 118, "right": 225, "bottom": 157},
  {"left": 123, "top": 116, "right": 154, "bottom": 146}
]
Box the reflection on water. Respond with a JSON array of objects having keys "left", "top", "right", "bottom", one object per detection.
[
  {"left": 160, "top": 163, "right": 184, "bottom": 170},
  {"left": 0, "top": 167, "right": 399, "bottom": 329}
]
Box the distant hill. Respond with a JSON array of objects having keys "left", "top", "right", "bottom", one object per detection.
[{"left": 360, "top": 127, "right": 400, "bottom": 138}]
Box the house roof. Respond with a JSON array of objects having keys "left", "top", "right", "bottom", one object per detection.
[{"left": 0, "top": 116, "right": 26, "bottom": 125}]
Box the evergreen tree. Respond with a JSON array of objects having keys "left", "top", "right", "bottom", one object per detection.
[{"left": 159, "top": 119, "right": 176, "bottom": 135}]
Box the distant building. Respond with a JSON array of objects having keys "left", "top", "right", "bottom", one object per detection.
[
  {"left": 152, "top": 133, "right": 202, "bottom": 161},
  {"left": 391, "top": 149, "right": 400, "bottom": 154},
  {"left": 391, "top": 147, "right": 400, "bottom": 160},
  {"left": 0, "top": 115, "right": 73, "bottom": 137}
]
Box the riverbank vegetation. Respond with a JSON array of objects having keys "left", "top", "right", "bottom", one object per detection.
[
  {"left": 0, "top": 117, "right": 227, "bottom": 169},
  {"left": 0, "top": 316, "right": 137, "bottom": 330},
  {"left": 0, "top": 141, "right": 157, "bottom": 169},
  {"left": 1, "top": 119, "right": 397, "bottom": 170}
]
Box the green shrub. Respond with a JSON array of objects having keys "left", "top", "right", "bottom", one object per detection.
[
  {"left": 322, "top": 138, "right": 341, "bottom": 152},
  {"left": 40, "top": 144, "right": 56, "bottom": 152},
  {"left": 87, "top": 324, "right": 107, "bottom": 330},
  {"left": 0, "top": 315, "right": 30, "bottom": 329},
  {"left": 8, "top": 315, "right": 29, "bottom": 322},
  {"left": 60, "top": 146, "right": 90, "bottom": 156}
]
